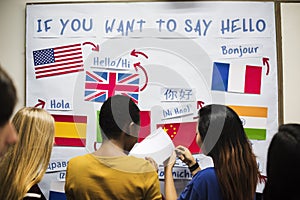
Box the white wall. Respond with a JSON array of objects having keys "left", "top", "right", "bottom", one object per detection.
[
  {"left": 281, "top": 3, "right": 300, "bottom": 124},
  {"left": 0, "top": 0, "right": 27, "bottom": 111}
]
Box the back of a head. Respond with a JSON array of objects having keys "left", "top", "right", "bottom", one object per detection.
[
  {"left": 198, "top": 104, "right": 249, "bottom": 157},
  {"left": 12, "top": 107, "right": 55, "bottom": 157},
  {"left": 198, "top": 104, "right": 258, "bottom": 200},
  {"left": 0, "top": 66, "right": 17, "bottom": 126},
  {"left": 264, "top": 123, "right": 300, "bottom": 200},
  {"left": 99, "top": 95, "right": 140, "bottom": 139}
]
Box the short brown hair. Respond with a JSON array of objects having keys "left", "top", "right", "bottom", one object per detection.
[{"left": 0, "top": 65, "right": 17, "bottom": 126}]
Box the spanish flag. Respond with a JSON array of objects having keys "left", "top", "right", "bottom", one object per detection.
[
  {"left": 229, "top": 105, "right": 268, "bottom": 140},
  {"left": 52, "top": 114, "right": 87, "bottom": 147}
]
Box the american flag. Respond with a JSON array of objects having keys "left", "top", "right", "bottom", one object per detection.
[
  {"left": 84, "top": 71, "right": 140, "bottom": 103},
  {"left": 33, "top": 43, "right": 84, "bottom": 79}
]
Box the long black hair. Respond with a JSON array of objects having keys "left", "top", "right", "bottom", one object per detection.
[
  {"left": 198, "top": 104, "right": 259, "bottom": 200},
  {"left": 263, "top": 123, "right": 300, "bottom": 200}
]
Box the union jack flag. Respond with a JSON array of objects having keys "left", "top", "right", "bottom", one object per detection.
[
  {"left": 84, "top": 71, "right": 140, "bottom": 103},
  {"left": 33, "top": 43, "right": 84, "bottom": 79}
]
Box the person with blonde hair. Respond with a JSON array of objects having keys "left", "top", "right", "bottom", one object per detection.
[{"left": 0, "top": 107, "right": 55, "bottom": 200}]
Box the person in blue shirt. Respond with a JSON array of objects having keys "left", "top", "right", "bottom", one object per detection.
[{"left": 164, "top": 104, "right": 260, "bottom": 200}]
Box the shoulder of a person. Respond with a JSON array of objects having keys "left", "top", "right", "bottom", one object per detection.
[
  {"left": 68, "top": 154, "right": 94, "bottom": 165},
  {"left": 127, "top": 156, "right": 157, "bottom": 172},
  {"left": 189, "top": 167, "right": 219, "bottom": 190},
  {"left": 193, "top": 167, "right": 217, "bottom": 180},
  {"left": 127, "top": 156, "right": 151, "bottom": 165}
]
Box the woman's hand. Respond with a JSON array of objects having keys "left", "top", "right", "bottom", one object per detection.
[
  {"left": 175, "top": 145, "right": 196, "bottom": 167},
  {"left": 163, "top": 151, "right": 178, "bottom": 200},
  {"left": 163, "top": 151, "right": 176, "bottom": 170}
]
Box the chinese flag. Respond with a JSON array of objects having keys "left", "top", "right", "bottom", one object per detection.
[
  {"left": 138, "top": 111, "right": 151, "bottom": 142},
  {"left": 157, "top": 122, "right": 200, "bottom": 154}
]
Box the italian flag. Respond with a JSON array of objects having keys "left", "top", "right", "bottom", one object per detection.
[
  {"left": 96, "top": 110, "right": 102, "bottom": 143},
  {"left": 229, "top": 105, "right": 268, "bottom": 140}
]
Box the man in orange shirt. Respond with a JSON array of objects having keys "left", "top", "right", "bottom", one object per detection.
[{"left": 65, "top": 95, "right": 162, "bottom": 200}]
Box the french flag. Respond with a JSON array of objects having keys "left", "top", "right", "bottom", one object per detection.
[{"left": 211, "top": 62, "right": 262, "bottom": 94}]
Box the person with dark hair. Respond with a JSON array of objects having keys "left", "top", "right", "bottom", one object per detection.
[
  {"left": 263, "top": 123, "right": 300, "bottom": 200},
  {"left": 164, "top": 104, "right": 260, "bottom": 200},
  {"left": 65, "top": 95, "right": 162, "bottom": 200},
  {"left": 0, "top": 66, "right": 18, "bottom": 157}
]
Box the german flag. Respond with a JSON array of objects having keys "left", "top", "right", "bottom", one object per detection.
[{"left": 52, "top": 114, "right": 87, "bottom": 147}]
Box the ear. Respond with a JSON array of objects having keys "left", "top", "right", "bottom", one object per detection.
[{"left": 128, "top": 122, "right": 140, "bottom": 138}]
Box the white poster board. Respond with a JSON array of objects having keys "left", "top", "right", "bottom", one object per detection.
[{"left": 26, "top": 1, "right": 278, "bottom": 198}]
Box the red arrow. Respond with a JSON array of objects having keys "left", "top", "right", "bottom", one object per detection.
[
  {"left": 262, "top": 57, "right": 270, "bottom": 75},
  {"left": 34, "top": 99, "right": 46, "bottom": 109},
  {"left": 83, "top": 42, "right": 100, "bottom": 52},
  {"left": 259, "top": 174, "right": 267, "bottom": 184},
  {"left": 133, "top": 62, "right": 148, "bottom": 91},
  {"left": 197, "top": 101, "right": 205, "bottom": 109},
  {"left": 130, "top": 49, "right": 148, "bottom": 59}
]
